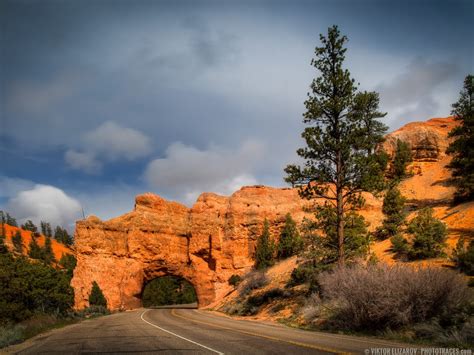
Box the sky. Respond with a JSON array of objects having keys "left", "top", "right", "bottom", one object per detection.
[{"left": 0, "top": 0, "right": 473, "bottom": 229}]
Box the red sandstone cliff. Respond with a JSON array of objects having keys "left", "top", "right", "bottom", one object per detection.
[{"left": 71, "top": 116, "right": 473, "bottom": 310}]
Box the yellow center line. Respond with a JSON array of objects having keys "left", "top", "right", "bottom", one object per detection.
[{"left": 170, "top": 309, "right": 352, "bottom": 355}]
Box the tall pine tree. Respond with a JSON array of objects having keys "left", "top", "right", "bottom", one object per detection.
[
  {"left": 446, "top": 74, "right": 474, "bottom": 201},
  {"left": 285, "top": 25, "right": 387, "bottom": 266}
]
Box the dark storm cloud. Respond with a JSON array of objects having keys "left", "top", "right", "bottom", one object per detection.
[{"left": 0, "top": 0, "right": 472, "bottom": 222}]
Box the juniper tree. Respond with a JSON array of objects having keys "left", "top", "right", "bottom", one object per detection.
[
  {"left": 446, "top": 74, "right": 474, "bottom": 201},
  {"left": 89, "top": 281, "right": 107, "bottom": 308},
  {"left": 254, "top": 219, "right": 276, "bottom": 269},
  {"left": 407, "top": 208, "right": 447, "bottom": 259},
  {"left": 277, "top": 213, "right": 303, "bottom": 259},
  {"left": 376, "top": 185, "right": 406, "bottom": 239},
  {"left": 285, "top": 25, "right": 387, "bottom": 266}
]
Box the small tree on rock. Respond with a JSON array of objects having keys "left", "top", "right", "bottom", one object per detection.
[
  {"left": 89, "top": 281, "right": 107, "bottom": 308},
  {"left": 391, "top": 139, "right": 412, "bottom": 181},
  {"left": 254, "top": 219, "right": 276, "bottom": 270}
]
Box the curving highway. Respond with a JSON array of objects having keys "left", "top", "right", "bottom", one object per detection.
[{"left": 4, "top": 308, "right": 415, "bottom": 354}]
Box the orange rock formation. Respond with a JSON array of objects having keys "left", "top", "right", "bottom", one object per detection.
[{"left": 72, "top": 116, "right": 472, "bottom": 310}]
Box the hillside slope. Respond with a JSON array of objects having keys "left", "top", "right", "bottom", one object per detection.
[{"left": 2, "top": 224, "right": 74, "bottom": 261}]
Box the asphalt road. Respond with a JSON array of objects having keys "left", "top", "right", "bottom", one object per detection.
[{"left": 4, "top": 308, "right": 416, "bottom": 354}]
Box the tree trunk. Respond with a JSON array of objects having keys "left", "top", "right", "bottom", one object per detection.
[
  {"left": 336, "top": 147, "right": 345, "bottom": 267},
  {"left": 337, "top": 187, "right": 345, "bottom": 267}
]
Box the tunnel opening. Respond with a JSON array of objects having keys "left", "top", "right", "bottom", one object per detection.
[{"left": 141, "top": 275, "right": 198, "bottom": 308}]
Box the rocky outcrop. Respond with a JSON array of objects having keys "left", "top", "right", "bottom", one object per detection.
[
  {"left": 71, "top": 187, "right": 382, "bottom": 310},
  {"left": 72, "top": 116, "right": 464, "bottom": 311},
  {"left": 382, "top": 117, "right": 459, "bottom": 203},
  {"left": 381, "top": 117, "right": 457, "bottom": 162}
]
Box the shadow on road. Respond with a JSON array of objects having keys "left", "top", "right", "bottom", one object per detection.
[{"left": 145, "top": 302, "right": 198, "bottom": 309}]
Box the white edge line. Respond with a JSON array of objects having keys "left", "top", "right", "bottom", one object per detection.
[{"left": 140, "top": 309, "right": 224, "bottom": 355}]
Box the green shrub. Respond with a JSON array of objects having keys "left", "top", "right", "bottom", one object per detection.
[
  {"left": 452, "top": 238, "right": 474, "bottom": 276},
  {"left": 0, "top": 324, "right": 24, "bottom": 348},
  {"left": 407, "top": 208, "right": 447, "bottom": 259},
  {"left": 277, "top": 213, "right": 303, "bottom": 259},
  {"left": 254, "top": 219, "right": 276, "bottom": 269},
  {"left": 376, "top": 186, "right": 406, "bottom": 240},
  {"left": 390, "top": 234, "right": 410, "bottom": 259},
  {"left": 391, "top": 139, "right": 412, "bottom": 180},
  {"left": 89, "top": 281, "right": 107, "bottom": 308},
  {"left": 228, "top": 274, "right": 242, "bottom": 286}
]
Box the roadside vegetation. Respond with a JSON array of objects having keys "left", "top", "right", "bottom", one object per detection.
[{"left": 0, "top": 212, "right": 109, "bottom": 349}]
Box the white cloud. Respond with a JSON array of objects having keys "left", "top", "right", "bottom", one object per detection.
[
  {"left": 144, "top": 140, "right": 264, "bottom": 205},
  {"left": 64, "top": 121, "right": 152, "bottom": 173},
  {"left": 64, "top": 150, "right": 102, "bottom": 174},
  {"left": 6, "top": 184, "right": 82, "bottom": 229},
  {"left": 83, "top": 121, "right": 152, "bottom": 160}
]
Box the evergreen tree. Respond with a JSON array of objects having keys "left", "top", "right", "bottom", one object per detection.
[
  {"left": 0, "top": 228, "right": 8, "bottom": 255},
  {"left": 0, "top": 210, "right": 18, "bottom": 227},
  {"left": 285, "top": 26, "right": 387, "bottom": 265},
  {"left": 390, "top": 233, "right": 410, "bottom": 259},
  {"left": 41, "top": 221, "right": 53, "bottom": 237},
  {"left": 42, "top": 237, "right": 56, "bottom": 264},
  {"left": 89, "top": 281, "right": 107, "bottom": 308},
  {"left": 0, "top": 251, "right": 74, "bottom": 323},
  {"left": 22, "top": 220, "right": 38, "bottom": 234},
  {"left": 446, "top": 75, "right": 474, "bottom": 201},
  {"left": 302, "top": 205, "right": 369, "bottom": 266},
  {"left": 254, "top": 219, "right": 276, "bottom": 269},
  {"left": 277, "top": 214, "right": 303, "bottom": 259},
  {"left": 407, "top": 208, "right": 447, "bottom": 259},
  {"left": 376, "top": 185, "right": 406, "bottom": 239},
  {"left": 28, "top": 235, "right": 43, "bottom": 260},
  {"left": 452, "top": 238, "right": 474, "bottom": 276},
  {"left": 391, "top": 139, "right": 412, "bottom": 180},
  {"left": 54, "top": 226, "right": 73, "bottom": 245},
  {"left": 12, "top": 230, "right": 23, "bottom": 253},
  {"left": 59, "top": 254, "right": 77, "bottom": 280}
]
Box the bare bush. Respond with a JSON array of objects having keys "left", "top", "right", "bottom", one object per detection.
[
  {"left": 318, "top": 264, "right": 470, "bottom": 330},
  {"left": 237, "top": 271, "right": 268, "bottom": 297},
  {"left": 301, "top": 293, "right": 322, "bottom": 322}
]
